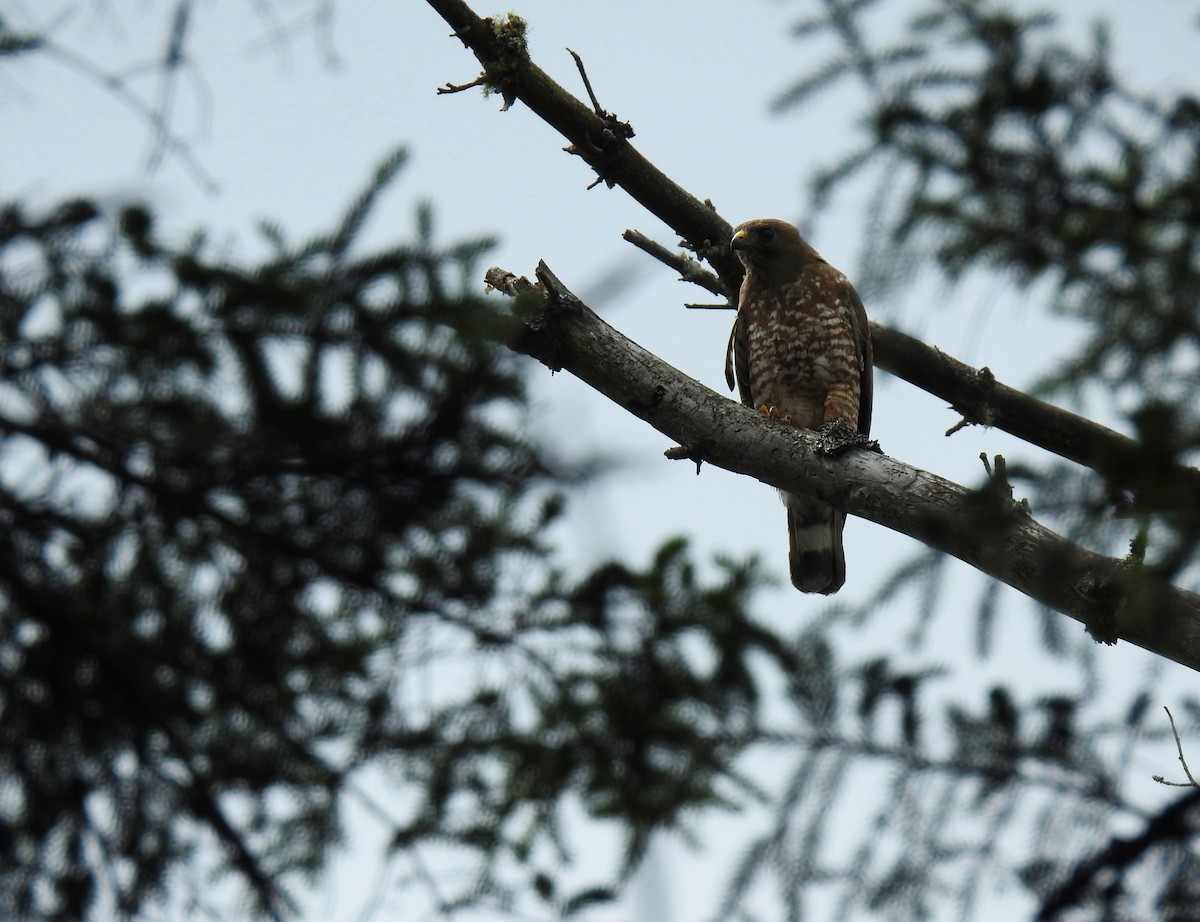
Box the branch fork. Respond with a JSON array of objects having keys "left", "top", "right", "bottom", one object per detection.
[{"left": 433, "top": 0, "right": 1200, "bottom": 673}]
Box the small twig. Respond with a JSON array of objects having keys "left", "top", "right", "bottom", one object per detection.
[
  {"left": 142, "top": 0, "right": 194, "bottom": 174},
  {"left": 559, "top": 47, "right": 634, "bottom": 191},
  {"left": 664, "top": 444, "right": 705, "bottom": 474},
  {"left": 622, "top": 229, "right": 727, "bottom": 296},
  {"left": 977, "top": 454, "right": 1015, "bottom": 504},
  {"left": 685, "top": 303, "right": 733, "bottom": 310},
  {"left": 994, "top": 454, "right": 1008, "bottom": 484},
  {"left": 436, "top": 75, "right": 487, "bottom": 95},
  {"left": 1153, "top": 706, "right": 1200, "bottom": 788},
  {"left": 946, "top": 418, "right": 970, "bottom": 436},
  {"left": 567, "top": 47, "right": 604, "bottom": 117}
]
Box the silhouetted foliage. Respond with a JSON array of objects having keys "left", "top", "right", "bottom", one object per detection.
[
  {"left": 772, "top": 0, "right": 1200, "bottom": 918},
  {"left": 0, "top": 155, "right": 774, "bottom": 918},
  {"left": 6, "top": 1, "right": 1200, "bottom": 921}
]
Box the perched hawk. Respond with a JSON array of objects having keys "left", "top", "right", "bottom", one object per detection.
[{"left": 726, "top": 219, "right": 873, "bottom": 594}]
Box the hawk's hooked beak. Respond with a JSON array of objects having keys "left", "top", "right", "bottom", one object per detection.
[{"left": 731, "top": 229, "right": 748, "bottom": 251}]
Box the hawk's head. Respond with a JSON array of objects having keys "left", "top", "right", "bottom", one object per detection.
[{"left": 731, "top": 219, "right": 822, "bottom": 285}]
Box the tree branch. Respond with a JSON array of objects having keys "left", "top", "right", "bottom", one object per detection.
[
  {"left": 425, "top": 0, "right": 1200, "bottom": 515},
  {"left": 1153, "top": 706, "right": 1200, "bottom": 789},
  {"left": 622, "top": 229, "right": 726, "bottom": 297},
  {"left": 425, "top": 0, "right": 740, "bottom": 291},
  {"left": 870, "top": 326, "right": 1200, "bottom": 515},
  {"left": 486, "top": 263, "right": 1200, "bottom": 674}
]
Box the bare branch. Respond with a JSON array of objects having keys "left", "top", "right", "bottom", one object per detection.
[
  {"left": 872, "top": 326, "right": 1200, "bottom": 515},
  {"left": 487, "top": 261, "right": 1200, "bottom": 674},
  {"left": 567, "top": 48, "right": 604, "bottom": 117},
  {"left": 1153, "top": 706, "right": 1200, "bottom": 788},
  {"left": 424, "top": 0, "right": 740, "bottom": 290},
  {"left": 622, "top": 229, "right": 726, "bottom": 296},
  {"left": 436, "top": 76, "right": 487, "bottom": 95},
  {"left": 425, "top": 0, "right": 1200, "bottom": 517}
]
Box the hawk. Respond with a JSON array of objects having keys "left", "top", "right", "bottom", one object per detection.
[{"left": 725, "top": 219, "right": 873, "bottom": 594}]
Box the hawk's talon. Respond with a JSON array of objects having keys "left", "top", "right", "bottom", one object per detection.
[
  {"left": 757, "top": 405, "right": 792, "bottom": 423},
  {"left": 815, "top": 418, "right": 880, "bottom": 456}
]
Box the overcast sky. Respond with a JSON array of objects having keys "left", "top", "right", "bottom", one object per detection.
[{"left": 4, "top": 1, "right": 1199, "bottom": 919}]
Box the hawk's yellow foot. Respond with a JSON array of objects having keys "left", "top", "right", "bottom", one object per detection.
[{"left": 756, "top": 405, "right": 791, "bottom": 422}]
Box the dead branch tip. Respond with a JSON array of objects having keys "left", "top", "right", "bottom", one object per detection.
[
  {"left": 567, "top": 48, "right": 604, "bottom": 117},
  {"left": 437, "top": 76, "right": 486, "bottom": 96},
  {"left": 484, "top": 267, "right": 541, "bottom": 297},
  {"left": 665, "top": 444, "right": 705, "bottom": 474},
  {"left": 946, "top": 418, "right": 970, "bottom": 437}
]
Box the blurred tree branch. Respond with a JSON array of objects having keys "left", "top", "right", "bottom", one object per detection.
[
  {"left": 2, "top": 1, "right": 342, "bottom": 194},
  {"left": 12, "top": 10, "right": 220, "bottom": 192},
  {"left": 1034, "top": 788, "right": 1200, "bottom": 921}
]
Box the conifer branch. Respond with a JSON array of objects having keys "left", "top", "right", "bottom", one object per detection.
[{"left": 1035, "top": 787, "right": 1200, "bottom": 921}]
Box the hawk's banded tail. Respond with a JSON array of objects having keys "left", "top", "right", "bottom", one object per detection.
[{"left": 785, "top": 495, "right": 845, "bottom": 595}]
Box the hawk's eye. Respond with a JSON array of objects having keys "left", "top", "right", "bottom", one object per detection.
[{"left": 757, "top": 227, "right": 776, "bottom": 243}]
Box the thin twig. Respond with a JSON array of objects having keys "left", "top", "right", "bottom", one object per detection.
[
  {"left": 436, "top": 75, "right": 486, "bottom": 95},
  {"left": 946, "top": 418, "right": 970, "bottom": 436},
  {"left": 558, "top": 48, "right": 635, "bottom": 191},
  {"left": 144, "top": 0, "right": 195, "bottom": 174},
  {"left": 622, "top": 229, "right": 727, "bottom": 296},
  {"left": 1153, "top": 706, "right": 1200, "bottom": 788},
  {"left": 567, "top": 47, "right": 604, "bottom": 116}
]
